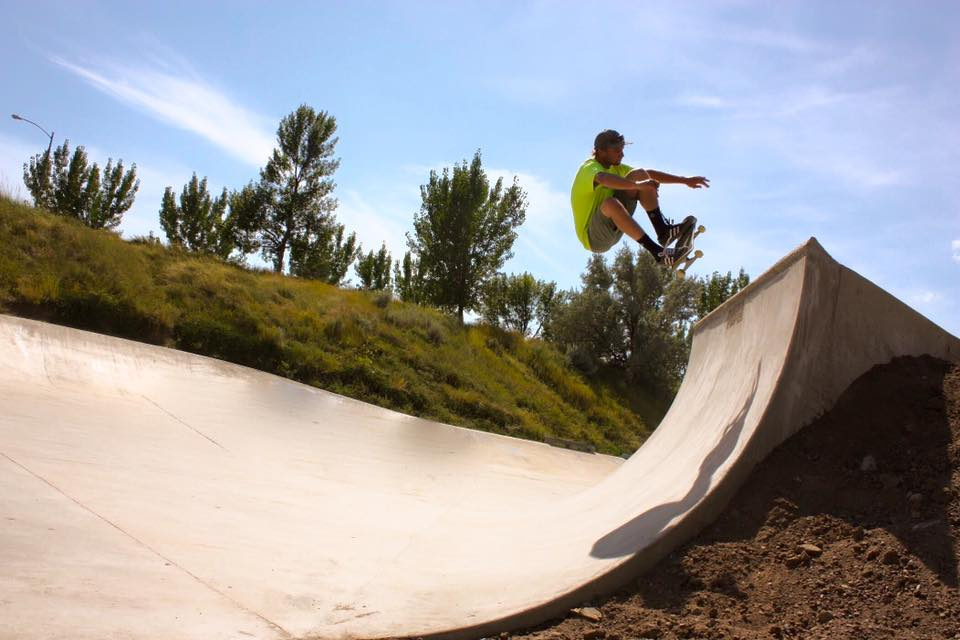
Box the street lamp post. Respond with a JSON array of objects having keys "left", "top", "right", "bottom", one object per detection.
[{"left": 11, "top": 113, "right": 54, "bottom": 155}]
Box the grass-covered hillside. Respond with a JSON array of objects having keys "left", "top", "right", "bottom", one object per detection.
[{"left": 0, "top": 196, "right": 671, "bottom": 455}]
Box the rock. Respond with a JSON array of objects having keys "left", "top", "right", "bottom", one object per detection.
[
  {"left": 860, "top": 455, "right": 877, "bottom": 472},
  {"left": 798, "top": 544, "right": 823, "bottom": 556},
  {"left": 571, "top": 607, "right": 603, "bottom": 622},
  {"left": 785, "top": 554, "right": 806, "bottom": 569},
  {"left": 582, "top": 630, "right": 605, "bottom": 640},
  {"left": 881, "top": 549, "right": 900, "bottom": 565},
  {"left": 852, "top": 526, "right": 865, "bottom": 541},
  {"left": 818, "top": 611, "right": 834, "bottom": 623}
]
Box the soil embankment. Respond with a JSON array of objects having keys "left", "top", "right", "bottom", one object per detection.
[{"left": 513, "top": 356, "right": 960, "bottom": 640}]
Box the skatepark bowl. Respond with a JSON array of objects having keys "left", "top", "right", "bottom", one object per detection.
[{"left": 1, "top": 237, "right": 958, "bottom": 640}]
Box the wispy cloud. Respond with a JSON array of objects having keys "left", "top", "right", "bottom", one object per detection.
[
  {"left": 50, "top": 54, "right": 275, "bottom": 167},
  {"left": 677, "top": 94, "right": 737, "bottom": 110},
  {"left": 952, "top": 239, "right": 960, "bottom": 263},
  {"left": 680, "top": 85, "right": 895, "bottom": 121},
  {"left": 909, "top": 289, "right": 944, "bottom": 306},
  {"left": 716, "top": 25, "right": 826, "bottom": 55},
  {"left": 685, "top": 84, "right": 911, "bottom": 190}
]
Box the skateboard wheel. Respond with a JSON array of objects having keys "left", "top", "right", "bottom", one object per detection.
[
  {"left": 693, "top": 250, "right": 703, "bottom": 258},
  {"left": 676, "top": 270, "right": 686, "bottom": 279},
  {"left": 697, "top": 225, "right": 706, "bottom": 234}
]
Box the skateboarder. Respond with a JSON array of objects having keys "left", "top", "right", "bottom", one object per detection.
[{"left": 570, "top": 129, "right": 709, "bottom": 266}]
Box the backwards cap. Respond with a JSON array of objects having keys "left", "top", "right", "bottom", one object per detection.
[{"left": 594, "top": 129, "right": 630, "bottom": 150}]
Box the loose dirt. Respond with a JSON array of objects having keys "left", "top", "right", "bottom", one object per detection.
[{"left": 511, "top": 356, "right": 960, "bottom": 640}]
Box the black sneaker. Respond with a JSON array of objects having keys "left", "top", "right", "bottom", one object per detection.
[
  {"left": 658, "top": 215, "right": 696, "bottom": 247},
  {"left": 656, "top": 246, "right": 684, "bottom": 268}
]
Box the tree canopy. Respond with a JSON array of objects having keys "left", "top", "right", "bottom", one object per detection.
[
  {"left": 355, "top": 244, "right": 393, "bottom": 290},
  {"left": 407, "top": 150, "right": 527, "bottom": 322},
  {"left": 248, "top": 105, "right": 354, "bottom": 278},
  {"left": 480, "top": 272, "right": 562, "bottom": 338},
  {"left": 23, "top": 140, "right": 139, "bottom": 230},
  {"left": 160, "top": 174, "right": 229, "bottom": 254},
  {"left": 549, "top": 247, "right": 744, "bottom": 391}
]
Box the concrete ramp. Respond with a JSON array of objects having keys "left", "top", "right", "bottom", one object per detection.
[{"left": 1, "top": 238, "right": 957, "bottom": 639}]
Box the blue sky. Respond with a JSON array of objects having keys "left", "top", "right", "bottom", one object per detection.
[{"left": 2, "top": 0, "right": 958, "bottom": 335}]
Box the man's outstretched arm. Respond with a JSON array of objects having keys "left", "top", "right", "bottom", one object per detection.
[
  {"left": 594, "top": 172, "right": 660, "bottom": 192},
  {"left": 645, "top": 169, "right": 710, "bottom": 189}
]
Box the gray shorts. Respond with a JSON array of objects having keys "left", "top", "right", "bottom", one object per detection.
[{"left": 586, "top": 192, "right": 638, "bottom": 253}]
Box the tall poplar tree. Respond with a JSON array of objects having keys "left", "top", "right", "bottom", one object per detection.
[
  {"left": 254, "top": 105, "right": 343, "bottom": 273},
  {"left": 407, "top": 150, "right": 527, "bottom": 322}
]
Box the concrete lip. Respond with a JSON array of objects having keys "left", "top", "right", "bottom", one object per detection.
[{"left": 1, "top": 238, "right": 957, "bottom": 639}]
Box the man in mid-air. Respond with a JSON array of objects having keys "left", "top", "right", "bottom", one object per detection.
[{"left": 570, "top": 129, "right": 709, "bottom": 265}]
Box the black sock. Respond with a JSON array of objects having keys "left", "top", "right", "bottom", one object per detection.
[
  {"left": 646, "top": 207, "right": 668, "bottom": 237},
  {"left": 637, "top": 233, "right": 663, "bottom": 256}
]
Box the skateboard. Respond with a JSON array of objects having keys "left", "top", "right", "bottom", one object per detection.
[{"left": 666, "top": 216, "right": 706, "bottom": 279}]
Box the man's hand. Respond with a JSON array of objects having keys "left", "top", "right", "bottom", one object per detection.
[{"left": 684, "top": 176, "right": 710, "bottom": 189}]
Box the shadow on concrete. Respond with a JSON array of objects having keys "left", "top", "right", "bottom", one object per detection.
[{"left": 591, "top": 363, "right": 762, "bottom": 559}]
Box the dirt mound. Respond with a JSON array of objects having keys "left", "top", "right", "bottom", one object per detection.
[{"left": 514, "top": 356, "right": 960, "bottom": 640}]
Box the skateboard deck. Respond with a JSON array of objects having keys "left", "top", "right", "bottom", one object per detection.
[{"left": 668, "top": 216, "right": 706, "bottom": 279}]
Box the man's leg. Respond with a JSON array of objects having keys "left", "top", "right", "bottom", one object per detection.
[
  {"left": 620, "top": 168, "right": 688, "bottom": 245},
  {"left": 622, "top": 168, "right": 661, "bottom": 212},
  {"left": 598, "top": 196, "right": 665, "bottom": 259}
]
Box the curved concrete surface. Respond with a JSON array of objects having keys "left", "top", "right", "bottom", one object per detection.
[{"left": 1, "top": 238, "right": 958, "bottom": 640}]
